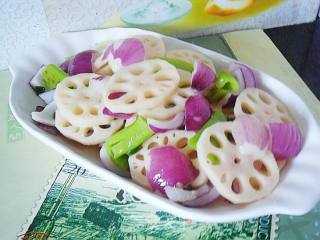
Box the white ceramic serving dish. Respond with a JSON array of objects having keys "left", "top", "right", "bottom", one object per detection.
[{"left": 9, "top": 28, "right": 320, "bottom": 223}]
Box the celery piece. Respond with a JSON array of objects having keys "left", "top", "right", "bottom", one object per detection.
[
  {"left": 42, "top": 64, "right": 69, "bottom": 91},
  {"left": 106, "top": 116, "right": 154, "bottom": 160},
  {"left": 206, "top": 71, "right": 240, "bottom": 103},
  {"left": 188, "top": 111, "right": 226, "bottom": 149},
  {"left": 105, "top": 145, "right": 129, "bottom": 171},
  {"left": 155, "top": 56, "right": 194, "bottom": 72},
  {"left": 105, "top": 145, "right": 139, "bottom": 171},
  {"left": 112, "top": 155, "right": 129, "bottom": 171},
  {"left": 215, "top": 71, "right": 239, "bottom": 91}
]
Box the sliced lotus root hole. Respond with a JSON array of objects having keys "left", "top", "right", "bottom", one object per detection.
[
  {"left": 99, "top": 124, "right": 110, "bottom": 129},
  {"left": 249, "top": 177, "right": 262, "bottom": 191},
  {"left": 136, "top": 154, "right": 144, "bottom": 161},
  {"left": 165, "top": 102, "right": 176, "bottom": 109},
  {"left": 83, "top": 96, "right": 90, "bottom": 100},
  {"left": 67, "top": 82, "right": 77, "bottom": 90},
  {"left": 108, "top": 92, "right": 127, "bottom": 100},
  {"left": 178, "top": 91, "right": 189, "bottom": 99},
  {"left": 73, "top": 106, "right": 84, "bottom": 115},
  {"left": 75, "top": 127, "right": 80, "bottom": 133},
  {"left": 281, "top": 116, "right": 291, "bottom": 123},
  {"left": 125, "top": 97, "right": 137, "bottom": 104},
  {"left": 163, "top": 136, "right": 169, "bottom": 145},
  {"left": 277, "top": 104, "right": 285, "bottom": 113},
  {"left": 152, "top": 65, "right": 161, "bottom": 74},
  {"left": 63, "top": 121, "right": 71, "bottom": 127},
  {"left": 148, "top": 142, "right": 159, "bottom": 150},
  {"left": 177, "top": 69, "right": 192, "bottom": 85},
  {"left": 253, "top": 160, "right": 270, "bottom": 176},
  {"left": 141, "top": 167, "right": 146, "bottom": 176},
  {"left": 234, "top": 157, "right": 240, "bottom": 164},
  {"left": 188, "top": 150, "right": 197, "bottom": 160},
  {"left": 207, "top": 153, "right": 220, "bottom": 165},
  {"left": 259, "top": 93, "right": 271, "bottom": 105},
  {"left": 158, "top": 83, "right": 173, "bottom": 89},
  {"left": 144, "top": 91, "right": 155, "bottom": 99},
  {"left": 83, "top": 79, "right": 89, "bottom": 87},
  {"left": 210, "top": 135, "right": 222, "bottom": 148},
  {"left": 84, "top": 128, "right": 94, "bottom": 137},
  {"left": 176, "top": 137, "right": 188, "bottom": 149},
  {"left": 155, "top": 74, "right": 171, "bottom": 81},
  {"left": 231, "top": 178, "right": 242, "bottom": 194},
  {"left": 130, "top": 68, "right": 144, "bottom": 76},
  {"left": 115, "top": 78, "right": 129, "bottom": 83},
  {"left": 224, "top": 130, "right": 235, "bottom": 145},
  {"left": 178, "top": 81, "right": 191, "bottom": 88},
  {"left": 241, "top": 102, "right": 254, "bottom": 114},
  {"left": 247, "top": 93, "right": 257, "bottom": 103},
  {"left": 89, "top": 107, "right": 98, "bottom": 116}
]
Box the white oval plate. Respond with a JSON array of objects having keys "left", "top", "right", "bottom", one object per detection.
[{"left": 9, "top": 28, "right": 320, "bottom": 223}]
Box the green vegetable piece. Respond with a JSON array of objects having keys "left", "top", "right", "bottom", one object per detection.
[
  {"left": 206, "top": 71, "right": 240, "bottom": 103},
  {"left": 188, "top": 111, "right": 226, "bottom": 149},
  {"left": 42, "top": 64, "right": 69, "bottom": 91},
  {"left": 210, "top": 135, "right": 222, "bottom": 148},
  {"left": 106, "top": 116, "right": 154, "bottom": 160},
  {"left": 155, "top": 56, "right": 194, "bottom": 72},
  {"left": 105, "top": 145, "right": 129, "bottom": 171},
  {"left": 105, "top": 144, "right": 140, "bottom": 171},
  {"left": 215, "top": 71, "right": 239, "bottom": 90}
]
